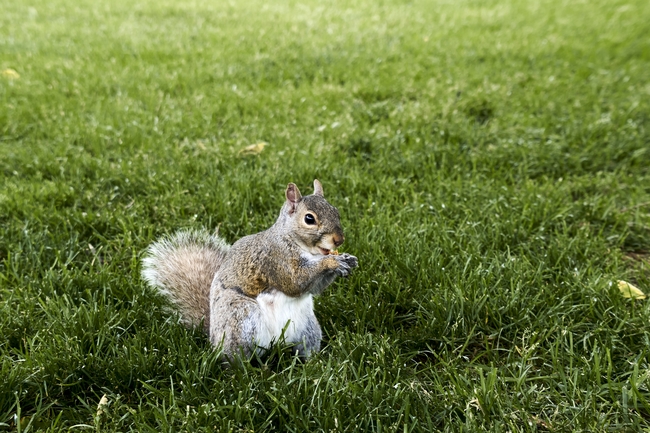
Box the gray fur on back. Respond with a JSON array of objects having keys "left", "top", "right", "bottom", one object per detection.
[{"left": 141, "top": 229, "right": 230, "bottom": 332}]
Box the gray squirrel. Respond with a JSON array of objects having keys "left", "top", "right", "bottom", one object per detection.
[{"left": 141, "top": 179, "right": 358, "bottom": 360}]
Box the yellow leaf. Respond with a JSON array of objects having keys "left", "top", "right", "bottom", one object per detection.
[
  {"left": 238, "top": 142, "right": 267, "bottom": 156},
  {"left": 2, "top": 68, "right": 20, "bottom": 79},
  {"left": 617, "top": 280, "right": 646, "bottom": 300}
]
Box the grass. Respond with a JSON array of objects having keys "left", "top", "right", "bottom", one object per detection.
[{"left": 1, "top": 0, "right": 650, "bottom": 430}]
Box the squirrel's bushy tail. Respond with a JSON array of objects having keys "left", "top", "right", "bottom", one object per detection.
[{"left": 141, "top": 229, "right": 230, "bottom": 332}]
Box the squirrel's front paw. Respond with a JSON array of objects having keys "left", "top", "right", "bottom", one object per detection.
[{"left": 335, "top": 253, "right": 358, "bottom": 277}]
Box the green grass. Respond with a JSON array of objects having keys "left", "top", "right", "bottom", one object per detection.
[{"left": 2, "top": 0, "right": 650, "bottom": 430}]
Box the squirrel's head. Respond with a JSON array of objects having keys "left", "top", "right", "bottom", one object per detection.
[{"left": 281, "top": 179, "right": 345, "bottom": 255}]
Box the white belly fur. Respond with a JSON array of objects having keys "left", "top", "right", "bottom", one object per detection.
[{"left": 255, "top": 291, "right": 314, "bottom": 348}]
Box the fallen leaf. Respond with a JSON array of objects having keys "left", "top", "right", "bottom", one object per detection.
[
  {"left": 617, "top": 280, "right": 646, "bottom": 300},
  {"left": 2, "top": 69, "right": 20, "bottom": 79},
  {"left": 238, "top": 142, "right": 267, "bottom": 156},
  {"left": 97, "top": 394, "right": 109, "bottom": 416}
]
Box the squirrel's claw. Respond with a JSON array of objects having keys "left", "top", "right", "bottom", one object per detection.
[{"left": 335, "top": 253, "right": 358, "bottom": 277}]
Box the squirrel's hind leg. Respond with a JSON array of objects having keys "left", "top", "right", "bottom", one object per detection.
[{"left": 209, "top": 283, "right": 262, "bottom": 359}]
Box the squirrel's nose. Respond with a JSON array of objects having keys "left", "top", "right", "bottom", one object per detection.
[{"left": 333, "top": 234, "right": 344, "bottom": 247}]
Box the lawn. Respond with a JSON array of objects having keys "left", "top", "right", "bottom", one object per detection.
[{"left": 1, "top": 0, "right": 650, "bottom": 431}]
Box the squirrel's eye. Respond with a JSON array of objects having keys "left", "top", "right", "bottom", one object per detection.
[{"left": 304, "top": 214, "right": 316, "bottom": 225}]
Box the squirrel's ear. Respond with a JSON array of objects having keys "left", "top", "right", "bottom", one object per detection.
[
  {"left": 285, "top": 183, "right": 302, "bottom": 215},
  {"left": 313, "top": 179, "right": 324, "bottom": 197}
]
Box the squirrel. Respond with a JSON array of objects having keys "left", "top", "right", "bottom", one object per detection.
[{"left": 141, "top": 179, "right": 359, "bottom": 360}]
